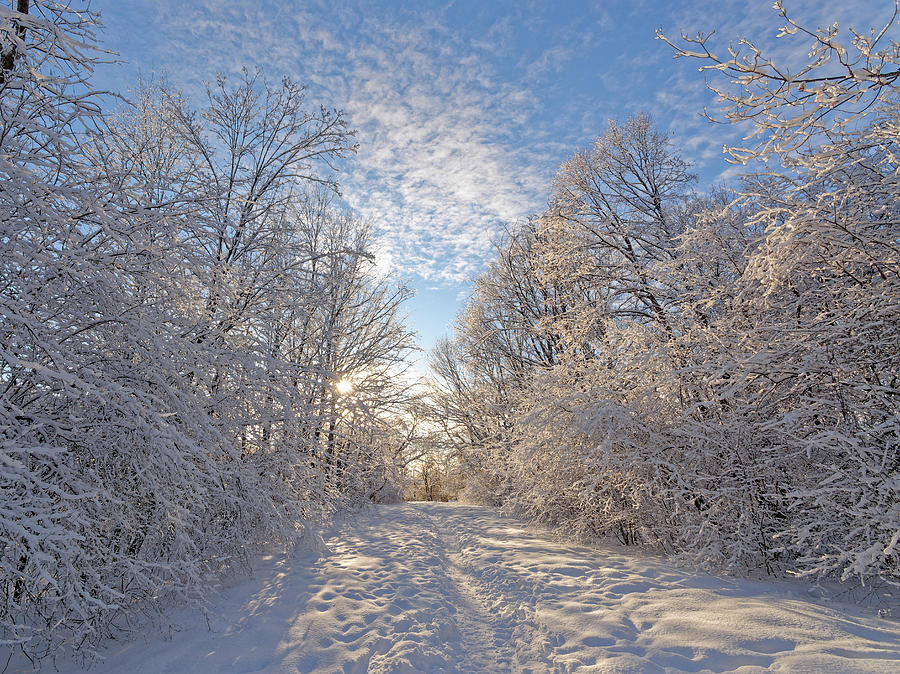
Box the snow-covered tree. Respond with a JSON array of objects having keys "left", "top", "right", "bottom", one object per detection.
[
  {"left": 1, "top": 3, "right": 415, "bottom": 663},
  {"left": 436, "top": 2, "right": 898, "bottom": 587},
  {"left": 660, "top": 0, "right": 899, "bottom": 584}
]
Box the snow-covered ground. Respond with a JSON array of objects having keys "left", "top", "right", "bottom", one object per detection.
[{"left": 17, "top": 502, "right": 900, "bottom": 673}]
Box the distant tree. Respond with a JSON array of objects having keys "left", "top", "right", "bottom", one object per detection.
[{"left": 0, "top": 1, "right": 29, "bottom": 83}]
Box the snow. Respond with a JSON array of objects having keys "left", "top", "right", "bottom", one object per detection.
[{"left": 16, "top": 502, "right": 900, "bottom": 673}]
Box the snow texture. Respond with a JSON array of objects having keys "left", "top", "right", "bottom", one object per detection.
[{"left": 11, "top": 502, "right": 899, "bottom": 673}]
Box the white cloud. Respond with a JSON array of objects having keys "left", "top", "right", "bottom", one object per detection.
[
  {"left": 103, "top": 0, "right": 898, "bottom": 288},
  {"left": 153, "top": 0, "right": 549, "bottom": 284}
]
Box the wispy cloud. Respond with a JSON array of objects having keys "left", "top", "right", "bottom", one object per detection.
[
  {"left": 139, "top": 0, "right": 549, "bottom": 283},
  {"left": 99, "top": 0, "right": 897, "bottom": 287}
]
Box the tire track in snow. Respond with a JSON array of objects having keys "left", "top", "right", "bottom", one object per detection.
[
  {"left": 418, "top": 507, "right": 516, "bottom": 672},
  {"left": 427, "top": 505, "right": 566, "bottom": 673},
  {"left": 444, "top": 558, "right": 514, "bottom": 671}
]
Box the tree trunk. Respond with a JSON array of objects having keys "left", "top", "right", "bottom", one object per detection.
[{"left": 0, "top": 0, "right": 30, "bottom": 84}]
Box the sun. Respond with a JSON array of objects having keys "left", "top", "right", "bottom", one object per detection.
[{"left": 335, "top": 379, "right": 354, "bottom": 395}]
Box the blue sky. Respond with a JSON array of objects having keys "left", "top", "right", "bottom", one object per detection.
[{"left": 91, "top": 0, "right": 891, "bottom": 371}]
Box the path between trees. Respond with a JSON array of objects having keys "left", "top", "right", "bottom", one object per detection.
[{"left": 49, "top": 503, "right": 900, "bottom": 673}]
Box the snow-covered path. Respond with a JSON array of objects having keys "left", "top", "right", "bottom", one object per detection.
[{"left": 55, "top": 502, "right": 900, "bottom": 673}]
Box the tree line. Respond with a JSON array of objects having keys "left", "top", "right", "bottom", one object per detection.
[
  {"left": 0, "top": 2, "right": 418, "bottom": 663},
  {"left": 430, "top": 3, "right": 899, "bottom": 587}
]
